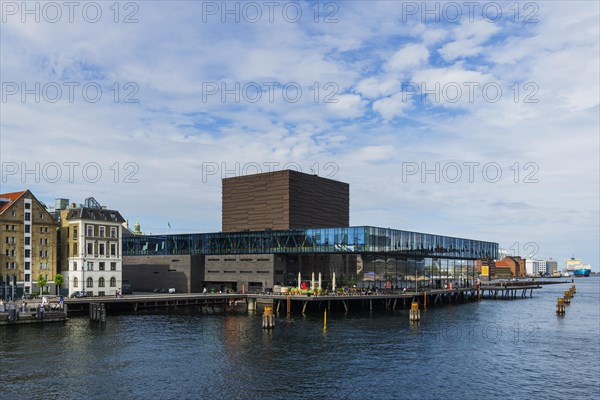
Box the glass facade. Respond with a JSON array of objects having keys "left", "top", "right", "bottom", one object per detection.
[{"left": 123, "top": 226, "right": 498, "bottom": 260}]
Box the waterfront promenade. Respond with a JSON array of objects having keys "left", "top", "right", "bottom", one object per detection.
[{"left": 56, "top": 284, "right": 542, "bottom": 316}]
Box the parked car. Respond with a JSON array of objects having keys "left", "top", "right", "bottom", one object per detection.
[
  {"left": 168, "top": 288, "right": 176, "bottom": 293},
  {"left": 70, "top": 291, "right": 89, "bottom": 298}
]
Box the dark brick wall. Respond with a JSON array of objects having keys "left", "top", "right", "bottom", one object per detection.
[
  {"left": 123, "top": 255, "right": 204, "bottom": 293},
  {"left": 222, "top": 170, "right": 349, "bottom": 232}
]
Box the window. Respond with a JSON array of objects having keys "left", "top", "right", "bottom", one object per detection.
[
  {"left": 11, "top": 262, "right": 16, "bottom": 269},
  {"left": 25, "top": 225, "right": 30, "bottom": 233},
  {"left": 25, "top": 249, "right": 30, "bottom": 258},
  {"left": 87, "top": 243, "right": 93, "bottom": 255},
  {"left": 40, "top": 227, "right": 43, "bottom": 233},
  {"left": 73, "top": 227, "right": 78, "bottom": 240},
  {"left": 73, "top": 277, "right": 78, "bottom": 287},
  {"left": 11, "top": 237, "right": 15, "bottom": 244},
  {"left": 99, "top": 262, "right": 105, "bottom": 271},
  {"left": 87, "top": 225, "right": 93, "bottom": 237},
  {"left": 45, "top": 227, "right": 48, "bottom": 233},
  {"left": 44, "top": 250, "right": 48, "bottom": 258},
  {"left": 110, "top": 227, "right": 117, "bottom": 238},
  {"left": 40, "top": 213, "right": 44, "bottom": 220},
  {"left": 98, "top": 291, "right": 105, "bottom": 296},
  {"left": 39, "top": 250, "right": 43, "bottom": 257},
  {"left": 98, "top": 277, "right": 105, "bottom": 287},
  {"left": 87, "top": 262, "right": 93, "bottom": 271},
  {"left": 99, "top": 243, "right": 105, "bottom": 255},
  {"left": 99, "top": 226, "right": 105, "bottom": 237},
  {"left": 5, "top": 225, "right": 8, "bottom": 230},
  {"left": 44, "top": 238, "right": 48, "bottom": 245},
  {"left": 40, "top": 238, "right": 44, "bottom": 245},
  {"left": 73, "top": 262, "right": 78, "bottom": 271},
  {"left": 110, "top": 262, "right": 116, "bottom": 271},
  {"left": 73, "top": 243, "right": 78, "bottom": 256},
  {"left": 86, "top": 277, "right": 93, "bottom": 288},
  {"left": 10, "top": 210, "right": 15, "bottom": 216},
  {"left": 11, "top": 249, "right": 14, "bottom": 257},
  {"left": 25, "top": 212, "right": 31, "bottom": 221},
  {"left": 25, "top": 203, "right": 31, "bottom": 209},
  {"left": 25, "top": 274, "right": 30, "bottom": 282},
  {"left": 25, "top": 262, "right": 30, "bottom": 270},
  {"left": 25, "top": 237, "right": 30, "bottom": 245},
  {"left": 110, "top": 243, "right": 116, "bottom": 256},
  {"left": 110, "top": 277, "right": 116, "bottom": 287},
  {"left": 11, "top": 225, "right": 15, "bottom": 231}
]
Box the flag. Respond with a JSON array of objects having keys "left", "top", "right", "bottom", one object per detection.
[{"left": 168, "top": 222, "right": 171, "bottom": 229}]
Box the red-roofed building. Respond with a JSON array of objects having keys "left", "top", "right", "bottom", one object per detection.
[{"left": 0, "top": 190, "right": 58, "bottom": 298}]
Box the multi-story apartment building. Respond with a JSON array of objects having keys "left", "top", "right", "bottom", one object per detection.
[
  {"left": 0, "top": 190, "right": 58, "bottom": 296},
  {"left": 59, "top": 204, "right": 125, "bottom": 296}
]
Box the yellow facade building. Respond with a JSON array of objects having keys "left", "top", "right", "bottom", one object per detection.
[{"left": 0, "top": 190, "right": 58, "bottom": 297}]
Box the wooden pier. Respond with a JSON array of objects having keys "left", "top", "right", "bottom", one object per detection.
[{"left": 59, "top": 284, "right": 542, "bottom": 317}]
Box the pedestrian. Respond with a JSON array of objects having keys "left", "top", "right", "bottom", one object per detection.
[{"left": 203, "top": 287, "right": 207, "bottom": 295}]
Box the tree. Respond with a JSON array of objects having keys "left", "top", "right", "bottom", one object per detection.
[
  {"left": 37, "top": 275, "right": 48, "bottom": 296},
  {"left": 54, "top": 274, "right": 64, "bottom": 296}
]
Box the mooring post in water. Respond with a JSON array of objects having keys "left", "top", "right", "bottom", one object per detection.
[
  {"left": 563, "top": 290, "right": 571, "bottom": 304},
  {"left": 409, "top": 301, "right": 420, "bottom": 322},
  {"left": 556, "top": 297, "right": 565, "bottom": 314},
  {"left": 572, "top": 284, "right": 576, "bottom": 294},
  {"left": 262, "top": 306, "right": 274, "bottom": 329},
  {"left": 423, "top": 291, "right": 427, "bottom": 310},
  {"left": 323, "top": 309, "right": 327, "bottom": 331}
]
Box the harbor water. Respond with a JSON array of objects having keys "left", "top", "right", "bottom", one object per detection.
[{"left": 1, "top": 278, "right": 599, "bottom": 400}]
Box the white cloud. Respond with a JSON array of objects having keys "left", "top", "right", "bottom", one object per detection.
[
  {"left": 372, "top": 93, "right": 413, "bottom": 120},
  {"left": 385, "top": 43, "right": 429, "bottom": 72}
]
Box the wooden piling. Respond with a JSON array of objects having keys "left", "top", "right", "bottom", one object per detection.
[
  {"left": 262, "top": 306, "right": 274, "bottom": 329},
  {"left": 556, "top": 297, "right": 565, "bottom": 314},
  {"left": 409, "top": 301, "right": 420, "bottom": 322}
]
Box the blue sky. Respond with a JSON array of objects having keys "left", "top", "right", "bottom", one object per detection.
[{"left": 1, "top": 1, "right": 599, "bottom": 270}]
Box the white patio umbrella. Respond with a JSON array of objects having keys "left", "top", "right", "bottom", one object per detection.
[
  {"left": 311, "top": 272, "right": 315, "bottom": 290},
  {"left": 332, "top": 272, "right": 336, "bottom": 291},
  {"left": 318, "top": 272, "right": 322, "bottom": 290},
  {"left": 297, "top": 272, "right": 301, "bottom": 290}
]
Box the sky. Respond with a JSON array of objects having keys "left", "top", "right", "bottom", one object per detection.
[{"left": 1, "top": 1, "right": 598, "bottom": 271}]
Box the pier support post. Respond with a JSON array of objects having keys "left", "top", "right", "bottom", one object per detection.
[
  {"left": 409, "top": 302, "right": 420, "bottom": 322},
  {"left": 287, "top": 295, "right": 291, "bottom": 318},
  {"left": 563, "top": 291, "right": 571, "bottom": 304},
  {"left": 262, "top": 306, "right": 275, "bottom": 329},
  {"left": 423, "top": 292, "right": 427, "bottom": 310},
  {"left": 556, "top": 298, "right": 565, "bottom": 314}
]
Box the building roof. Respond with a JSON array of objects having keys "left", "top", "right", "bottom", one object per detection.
[
  {"left": 64, "top": 207, "right": 126, "bottom": 223},
  {"left": 0, "top": 191, "right": 27, "bottom": 214}
]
